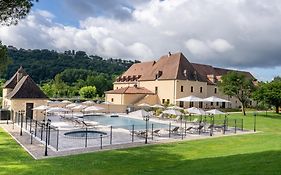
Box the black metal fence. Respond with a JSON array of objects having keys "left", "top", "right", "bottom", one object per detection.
[{"left": 11, "top": 112, "right": 246, "bottom": 156}]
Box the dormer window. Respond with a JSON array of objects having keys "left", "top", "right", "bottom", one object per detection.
[
  {"left": 155, "top": 71, "right": 163, "bottom": 80},
  {"left": 183, "top": 69, "right": 187, "bottom": 77}
]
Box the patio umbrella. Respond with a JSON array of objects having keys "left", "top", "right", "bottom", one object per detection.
[
  {"left": 186, "top": 107, "right": 206, "bottom": 115},
  {"left": 83, "top": 106, "right": 105, "bottom": 112},
  {"left": 129, "top": 109, "right": 151, "bottom": 117},
  {"left": 46, "top": 107, "right": 70, "bottom": 113},
  {"left": 203, "top": 96, "right": 230, "bottom": 103},
  {"left": 82, "top": 101, "right": 95, "bottom": 105},
  {"left": 102, "top": 101, "right": 112, "bottom": 105},
  {"left": 206, "top": 109, "right": 225, "bottom": 115},
  {"left": 61, "top": 100, "right": 72, "bottom": 104},
  {"left": 162, "top": 109, "right": 182, "bottom": 116},
  {"left": 65, "top": 103, "right": 78, "bottom": 108},
  {"left": 32, "top": 105, "right": 49, "bottom": 110},
  {"left": 138, "top": 103, "right": 151, "bottom": 107},
  {"left": 167, "top": 106, "right": 183, "bottom": 110},
  {"left": 176, "top": 95, "right": 203, "bottom": 102},
  {"left": 71, "top": 105, "right": 87, "bottom": 110},
  {"left": 47, "top": 100, "right": 61, "bottom": 105},
  {"left": 151, "top": 104, "right": 165, "bottom": 109}
]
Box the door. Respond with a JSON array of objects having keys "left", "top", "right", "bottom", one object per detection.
[
  {"left": 26, "top": 103, "right": 34, "bottom": 119},
  {"left": 222, "top": 102, "right": 226, "bottom": 109},
  {"left": 199, "top": 102, "right": 203, "bottom": 108},
  {"left": 179, "top": 101, "right": 184, "bottom": 108}
]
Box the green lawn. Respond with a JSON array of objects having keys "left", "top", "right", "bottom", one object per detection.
[{"left": 1, "top": 112, "right": 281, "bottom": 175}]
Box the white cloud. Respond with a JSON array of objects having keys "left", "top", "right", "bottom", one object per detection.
[
  {"left": 184, "top": 39, "right": 211, "bottom": 56},
  {"left": 1, "top": 0, "right": 281, "bottom": 71},
  {"left": 209, "top": 39, "right": 234, "bottom": 53}
]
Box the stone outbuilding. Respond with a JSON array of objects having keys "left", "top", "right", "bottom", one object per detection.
[{"left": 2, "top": 67, "right": 48, "bottom": 120}]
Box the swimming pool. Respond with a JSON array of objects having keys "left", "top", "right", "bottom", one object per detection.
[
  {"left": 84, "top": 115, "right": 170, "bottom": 130},
  {"left": 64, "top": 130, "right": 107, "bottom": 138}
]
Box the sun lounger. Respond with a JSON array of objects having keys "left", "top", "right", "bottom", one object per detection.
[
  {"left": 82, "top": 121, "right": 97, "bottom": 127},
  {"left": 152, "top": 129, "right": 161, "bottom": 136},
  {"left": 171, "top": 126, "right": 180, "bottom": 134},
  {"left": 185, "top": 126, "right": 193, "bottom": 133}
]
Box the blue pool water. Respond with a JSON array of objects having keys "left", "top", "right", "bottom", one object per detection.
[
  {"left": 84, "top": 115, "right": 170, "bottom": 130},
  {"left": 64, "top": 130, "right": 107, "bottom": 138}
]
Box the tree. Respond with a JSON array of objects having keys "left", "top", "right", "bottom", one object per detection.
[
  {"left": 253, "top": 78, "right": 281, "bottom": 113},
  {"left": 40, "top": 82, "right": 55, "bottom": 97},
  {"left": 0, "top": 0, "right": 37, "bottom": 26},
  {"left": 0, "top": 42, "right": 12, "bottom": 76},
  {"left": 219, "top": 71, "right": 255, "bottom": 115},
  {"left": 0, "top": 79, "right": 5, "bottom": 97},
  {"left": 79, "top": 86, "right": 97, "bottom": 99}
]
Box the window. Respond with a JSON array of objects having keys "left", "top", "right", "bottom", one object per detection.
[
  {"left": 199, "top": 102, "right": 203, "bottom": 108},
  {"left": 167, "top": 99, "right": 170, "bottom": 104},
  {"left": 191, "top": 86, "right": 193, "bottom": 92},
  {"left": 190, "top": 102, "right": 194, "bottom": 107},
  {"left": 200, "top": 87, "right": 203, "bottom": 93},
  {"left": 155, "top": 86, "right": 158, "bottom": 94},
  {"left": 216, "top": 102, "right": 219, "bottom": 106},
  {"left": 211, "top": 102, "right": 213, "bottom": 106},
  {"left": 214, "top": 88, "right": 217, "bottom": 94},
  {"left": 181, "top": 86, "right": 183, "bottom": 92},
  {"left": 162, "top": 99, "right": 165, "bottom": 104},
  {"left": 179, "top": 101, "right": 184, "bottom": 107},
  {"left": 111, "top": 98, "right": 114, "bottom": 102}
]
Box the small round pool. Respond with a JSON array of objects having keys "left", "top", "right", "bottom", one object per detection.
[{"left": 64, "top": 130, "right": 107, "bottom": 138}]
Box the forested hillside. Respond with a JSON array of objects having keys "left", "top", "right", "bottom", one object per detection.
[
  {"left": 2, "top": 47, "right": 139, "bottom": 98},
  {"left": 5, "top": 48, "right": 138, "bottom": 83}
]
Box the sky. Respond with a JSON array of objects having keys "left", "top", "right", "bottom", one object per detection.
[{"left": 0, "top": 0, "right": 280, "bottom": 81}]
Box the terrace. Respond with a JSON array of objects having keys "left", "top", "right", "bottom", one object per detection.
[{"left": 1, "top": 108, "right": 253, "bottom": 159}]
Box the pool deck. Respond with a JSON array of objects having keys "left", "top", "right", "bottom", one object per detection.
[{"left": 0, "top": 119, "right": 256, "bottom": 160}]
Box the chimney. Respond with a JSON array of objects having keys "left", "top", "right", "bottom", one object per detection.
[
  {"left": 168, "top": 52, "right": 171, "bottom": 57},
  {"left": 17, "top": 66, "right": 24, "bottom": 83}
]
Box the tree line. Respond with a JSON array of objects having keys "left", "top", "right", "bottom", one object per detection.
[{"left": 0, "top": 45, "right": 139, "bottom": 99}]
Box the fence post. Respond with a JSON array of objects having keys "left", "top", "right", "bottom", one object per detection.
[
  {"left": 48, "top": 125, "right": 51, "bottom": 145},
  {"left": 169, "top": 122, "right": 171, "bottom": 138},
  {"left": 110, "top": 126, "right": 113, "bottom": 145},
  {"left": 131, "top": 125, "right": 134, "bottom": 143},
  {"left": 223, "top": 119, "right": 226, "bottom": 135},
  {"left": 234, "top": 119, "right": 237, "bottom": 134},
  {"left": 25, "top": 116, "right": 27, "bottom": 130},
  {"left": 241, "top": 119, "right": 244, "bottom": 131},
  {"left": 40, "top": 123, "right": 44, "bottom": 141},
  {"left": 85, "top": 127, "right": 88, "bottom": 148},
  {"left": 30, "top": 131, "right": 34, "bottom": 144},
  {"left": 35, "top": 120, "right": 37, "bottom": 137},
  {"left": 20, "top": 113, "right": 23, "bottom": 136},
  {"left": 210, "top": 118, "right": 214, "bottom": 136},
  {"left": 56, "top": 129, "right": 59, "bottom": 151},
  {"left": 44, "top": 121, "right": 49, "bottom": 156},
  {"left": 253, "top": 112, "right": 257, "bottom": 132},
  {"left": 18, "top": 113, "right": 20, "bottom": 125},
  {"left": 100, "top": 134, "right": 103, "bottom": 149},
  {"left": 184, "top": 121, "right": 187, "bottom": 136},
  {"left": 151, "top": 124, "right": 154, "bottom": 140},
  {"left": 29, "top": 118, "right": 32, "bottom": 133}
]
